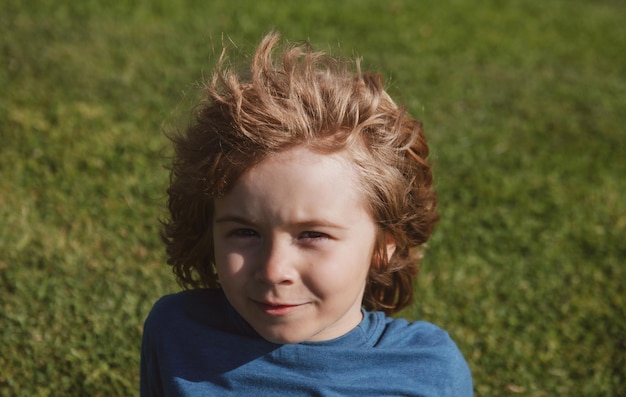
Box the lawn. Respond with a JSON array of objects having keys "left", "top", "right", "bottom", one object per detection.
[{"left": 1, "top": 0, "right": 624, "bottom": 395}]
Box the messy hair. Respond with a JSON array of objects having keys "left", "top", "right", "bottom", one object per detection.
[{"left": 163, "top": 32, "right": 438, "bottom": 315}]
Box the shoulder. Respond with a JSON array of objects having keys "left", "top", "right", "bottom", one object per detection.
[
  {"left": 372, "top": 315, "right": 474, "bottom": 396},
  {"left": 370, "top": 312, "right": 453, "bottom": 348},
  {"left": 140, "top": 289, "right": 234, "bottom": 396},
  {"left": 145, "top": 288, "right": 215, "bottom": 315},
  {"left": 147, "top": 288, "right": 221, "bottom": 312},
  {"left": 143, "top": 289, "right": 228, "bottom": 334}
]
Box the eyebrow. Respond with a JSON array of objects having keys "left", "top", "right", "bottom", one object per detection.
[
  {"left": 214, "top": 215, "right": 255, "bottom": 225},
  {"left": 214, "top": 215, "right": 347, "bottom": 230}
]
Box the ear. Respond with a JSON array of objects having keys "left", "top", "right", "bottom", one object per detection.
[{"left": 385, "top": 233, "right": 397, "bottom": 262}]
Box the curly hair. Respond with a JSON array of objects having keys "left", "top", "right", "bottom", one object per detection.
[{"left": 162, "top": 31, "right": 438, "bottom": 315}]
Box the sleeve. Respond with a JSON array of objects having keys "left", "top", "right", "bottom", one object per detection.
[
  {"left": 140, "top": 306, "right": 164, "bottom": 397},
  {"left": 403, "top": 320, "right": 474, "bottom": 397},
  {"left": 450, "top": 344, "right": 473, "bottom": 397}
]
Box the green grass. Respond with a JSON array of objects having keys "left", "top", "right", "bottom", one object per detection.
[{"left": 1, "top": 0, "right": 624, "bottom": 395}]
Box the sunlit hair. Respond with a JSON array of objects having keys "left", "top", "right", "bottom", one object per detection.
[{"left": 163, "top": 31, "right": 438, "bottom": 315}]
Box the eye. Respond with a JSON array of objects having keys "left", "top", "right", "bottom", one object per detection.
[
  {"left": 228, "top": 228, "right": 259, "bottom": 238},
  {"left": 299, "top": 231, "right": 330, "bottom": 241}
]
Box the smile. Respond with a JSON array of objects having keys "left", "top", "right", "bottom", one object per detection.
[{"left": 252, "top": 300, "right": 308, "bottom": 316}]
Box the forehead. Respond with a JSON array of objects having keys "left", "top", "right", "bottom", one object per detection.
[
  {"left": 215, "top": 146, "right": 372, "bottom": 222},
  {"left": 246, "top": 146, "right": 359, "bottom": 189}
]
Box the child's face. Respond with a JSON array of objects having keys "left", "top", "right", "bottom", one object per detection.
[{"left": 213, "top": 145, "right": 383, "bottom": 344}]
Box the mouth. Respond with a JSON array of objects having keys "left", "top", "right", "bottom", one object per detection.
[{"left": 252, "top": 300, "right": 308, "bottom": 316}]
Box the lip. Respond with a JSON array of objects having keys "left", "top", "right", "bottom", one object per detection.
[{"left": 252, "top": 299, "right": 308, "bottom": 316}]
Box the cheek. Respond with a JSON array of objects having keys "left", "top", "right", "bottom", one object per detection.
[
  {"left": 304, "top": 249, "right": 371, "bottom": 293},
  {"left": 220, "top": 252, "right": 246, "bottom": 269},
  {"left": 214, "top": 245, "right": 251, "bottom": 284}
]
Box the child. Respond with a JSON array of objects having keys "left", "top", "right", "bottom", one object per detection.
[{"left": 141, "top": 32, "right": 472, "bottom": 396}]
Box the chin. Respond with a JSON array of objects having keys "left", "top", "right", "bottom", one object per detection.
[{"left": 255, "top": 327, "right": 310, "bottom": 345}]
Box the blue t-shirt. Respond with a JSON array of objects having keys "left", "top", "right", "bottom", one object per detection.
[{"left": 141, "top": 289, "right": 472, "bottom": 396}]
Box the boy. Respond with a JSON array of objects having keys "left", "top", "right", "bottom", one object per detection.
[{"left": 141, "top": 32, "right": 472, "bottom": 396}]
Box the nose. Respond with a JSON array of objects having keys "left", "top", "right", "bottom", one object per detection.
[{"left": 254, "top": 237, "right": 296, "bottom": 285}]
